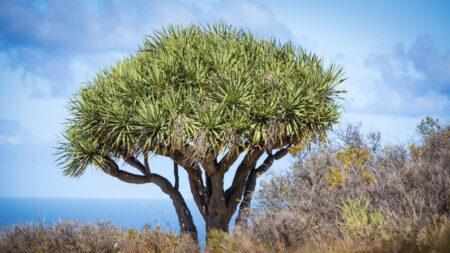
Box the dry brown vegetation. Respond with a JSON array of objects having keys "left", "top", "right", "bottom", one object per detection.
[
  {"left": 0, "top": 221, "right": 199, "bottom": 253},
  {"left": 1, "top": 118, "right": 449, "bottom": 252},
  {"left": 218, "top": 117, "right": 449, "bottom": 253}
]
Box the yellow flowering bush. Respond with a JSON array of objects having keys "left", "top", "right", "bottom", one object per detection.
[
  {"left": 362, "top": 172, "right": 373, "bottom": 184},
  {"left": 335, "top": 146, "right": 373, "bottom": 170},
  {"left": 288, "top": 144, "right": 304, "bottom": 156},
  {"left": 326, "top": 167, "right": 348, "bottom": 189}
]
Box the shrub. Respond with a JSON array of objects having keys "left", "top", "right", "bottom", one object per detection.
[
  {"left": 0, "top": 221, "right": 198, "bottom": 253},
  {"left": 251, "top": 118, "right": 449, "bottom": 251},
  {"left": 205, "top": 229, "right": 232, "bottom": 253},
  {"left": 337, "top": 195, "right": 387, "bottom": 243}
]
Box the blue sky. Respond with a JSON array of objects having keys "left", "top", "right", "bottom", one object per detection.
[{"left": 0, "top": 0, "right": 449, "bottom": 199}]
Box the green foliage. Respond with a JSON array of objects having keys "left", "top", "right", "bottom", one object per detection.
[
  {"left": 126, "top": 228, "right": 138, "bottom": 238},
  {"left": 337, "top": 195, "right": 387, "bottom": 242},
  {"left": 57, "top": 23, "right": 344, "bottom": 177},
  {"left": 206, "top": 229, "right": 231, "bottom": 253}
]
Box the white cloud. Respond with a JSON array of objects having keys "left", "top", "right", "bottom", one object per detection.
[
  {"left": 0, "top": 58, "right": 66, "bottom": 143},
  {"left": 0, "top": 135, "right": 21, "bottom": 144},
  {"left": 0, "top": 0, "right": 294, "bottom": 98},
  {"left": 211, "top": 0, "right": 293, "bottom": 41},
  {"left": 343, "top": 35, "right": 450, "bottom": 117}
]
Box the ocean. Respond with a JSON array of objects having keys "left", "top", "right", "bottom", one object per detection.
[{"left": 0, "top": 197, "right": 206, "bottom": 242}]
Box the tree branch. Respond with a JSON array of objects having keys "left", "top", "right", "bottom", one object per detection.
[
  {"left": 235, "top": 167, "right": 257, "bottom": 226},
  {"left": 101, "top": 158, "right": 151, "bottom": 184},
  {"left": 123, "top": 155, "right": 147, "bottom": 175},
  {"left": 235, "top": 146, "right": 291, "bottom": 226},
  {"left": 269, "top": 135, "right": 299, "bottom": 150},
  {"left": 255, "top": 147, "right": 291, "bottom": 174},
  {"left": 100, "top": 156, "right": 198, "bottom": 237},
  {"left": 171, "top": 152, "right": 208, "bottom": 219},
  {"left": 224, "top": 148, "right": 264, "bottom": 218},
  {"left": 144, "top": 152, "right": 151, "bottom": 175},
  {"left": 174, "top": 162, "right": 179, "bottom": 190},
  {"left": 217, "top": 146, "right": 245, "bottom": 173},
  {"left": 201, "top": 159, "right": 217, "bottom": 175}
]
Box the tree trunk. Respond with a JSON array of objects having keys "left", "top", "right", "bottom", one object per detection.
[
  {"left": 206, "top": 215, "right": 229, "bottom": 233},
  {"left": 206, "top": 174, "right": 230, "bottom": 236}
]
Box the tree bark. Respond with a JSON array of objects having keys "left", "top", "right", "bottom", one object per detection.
[
  {"left": 171, "top": 153, "right": 208, "bottom": 219},
  {"left": 235, "top": 168, "right": 258, "bottom": 226},
  {"left": 206, "top": 174, "right": 230, "bottom": 233},
  {"left": 169, "top": 189, "right": 198, "bottom": 240},
  {"left": 173, "top": 162, "right": 179, "bottom": 190},
  {"left": 225, "top": 148, "right": 264, "bottom": 219}
]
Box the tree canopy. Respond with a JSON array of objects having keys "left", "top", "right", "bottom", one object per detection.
[
  {"left": 57, "top": 23, "right": 344, "bottom": 239},
  {"left": 59, "top": 23, "right": 343, "bottom": 176}
]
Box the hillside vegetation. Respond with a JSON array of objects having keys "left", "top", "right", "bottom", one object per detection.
[
  {"left": 224, "top": 117, "right": 449, "bottom": 253},
  {"left": 1, "top": 117, "right": 449, "bottom": 252}
]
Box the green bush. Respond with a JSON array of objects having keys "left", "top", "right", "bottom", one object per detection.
[
  {"left": 206, "top": 229, "right": 231, "bottom": 253},
  {"left": 337, "top": 195, "right": 387, "bottom": 242}
]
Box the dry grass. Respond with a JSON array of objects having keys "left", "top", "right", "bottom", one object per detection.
[{"left": 0, "top": 221, "right": 198, "bottom": 253}]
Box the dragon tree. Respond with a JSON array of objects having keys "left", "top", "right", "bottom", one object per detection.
[{"left": 57, "top": 23, "right": 344, "bottom": 241}]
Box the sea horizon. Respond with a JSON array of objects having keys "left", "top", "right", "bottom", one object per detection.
[{"left": 0, "top": 197, "right": 207, "bottom": 241}]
